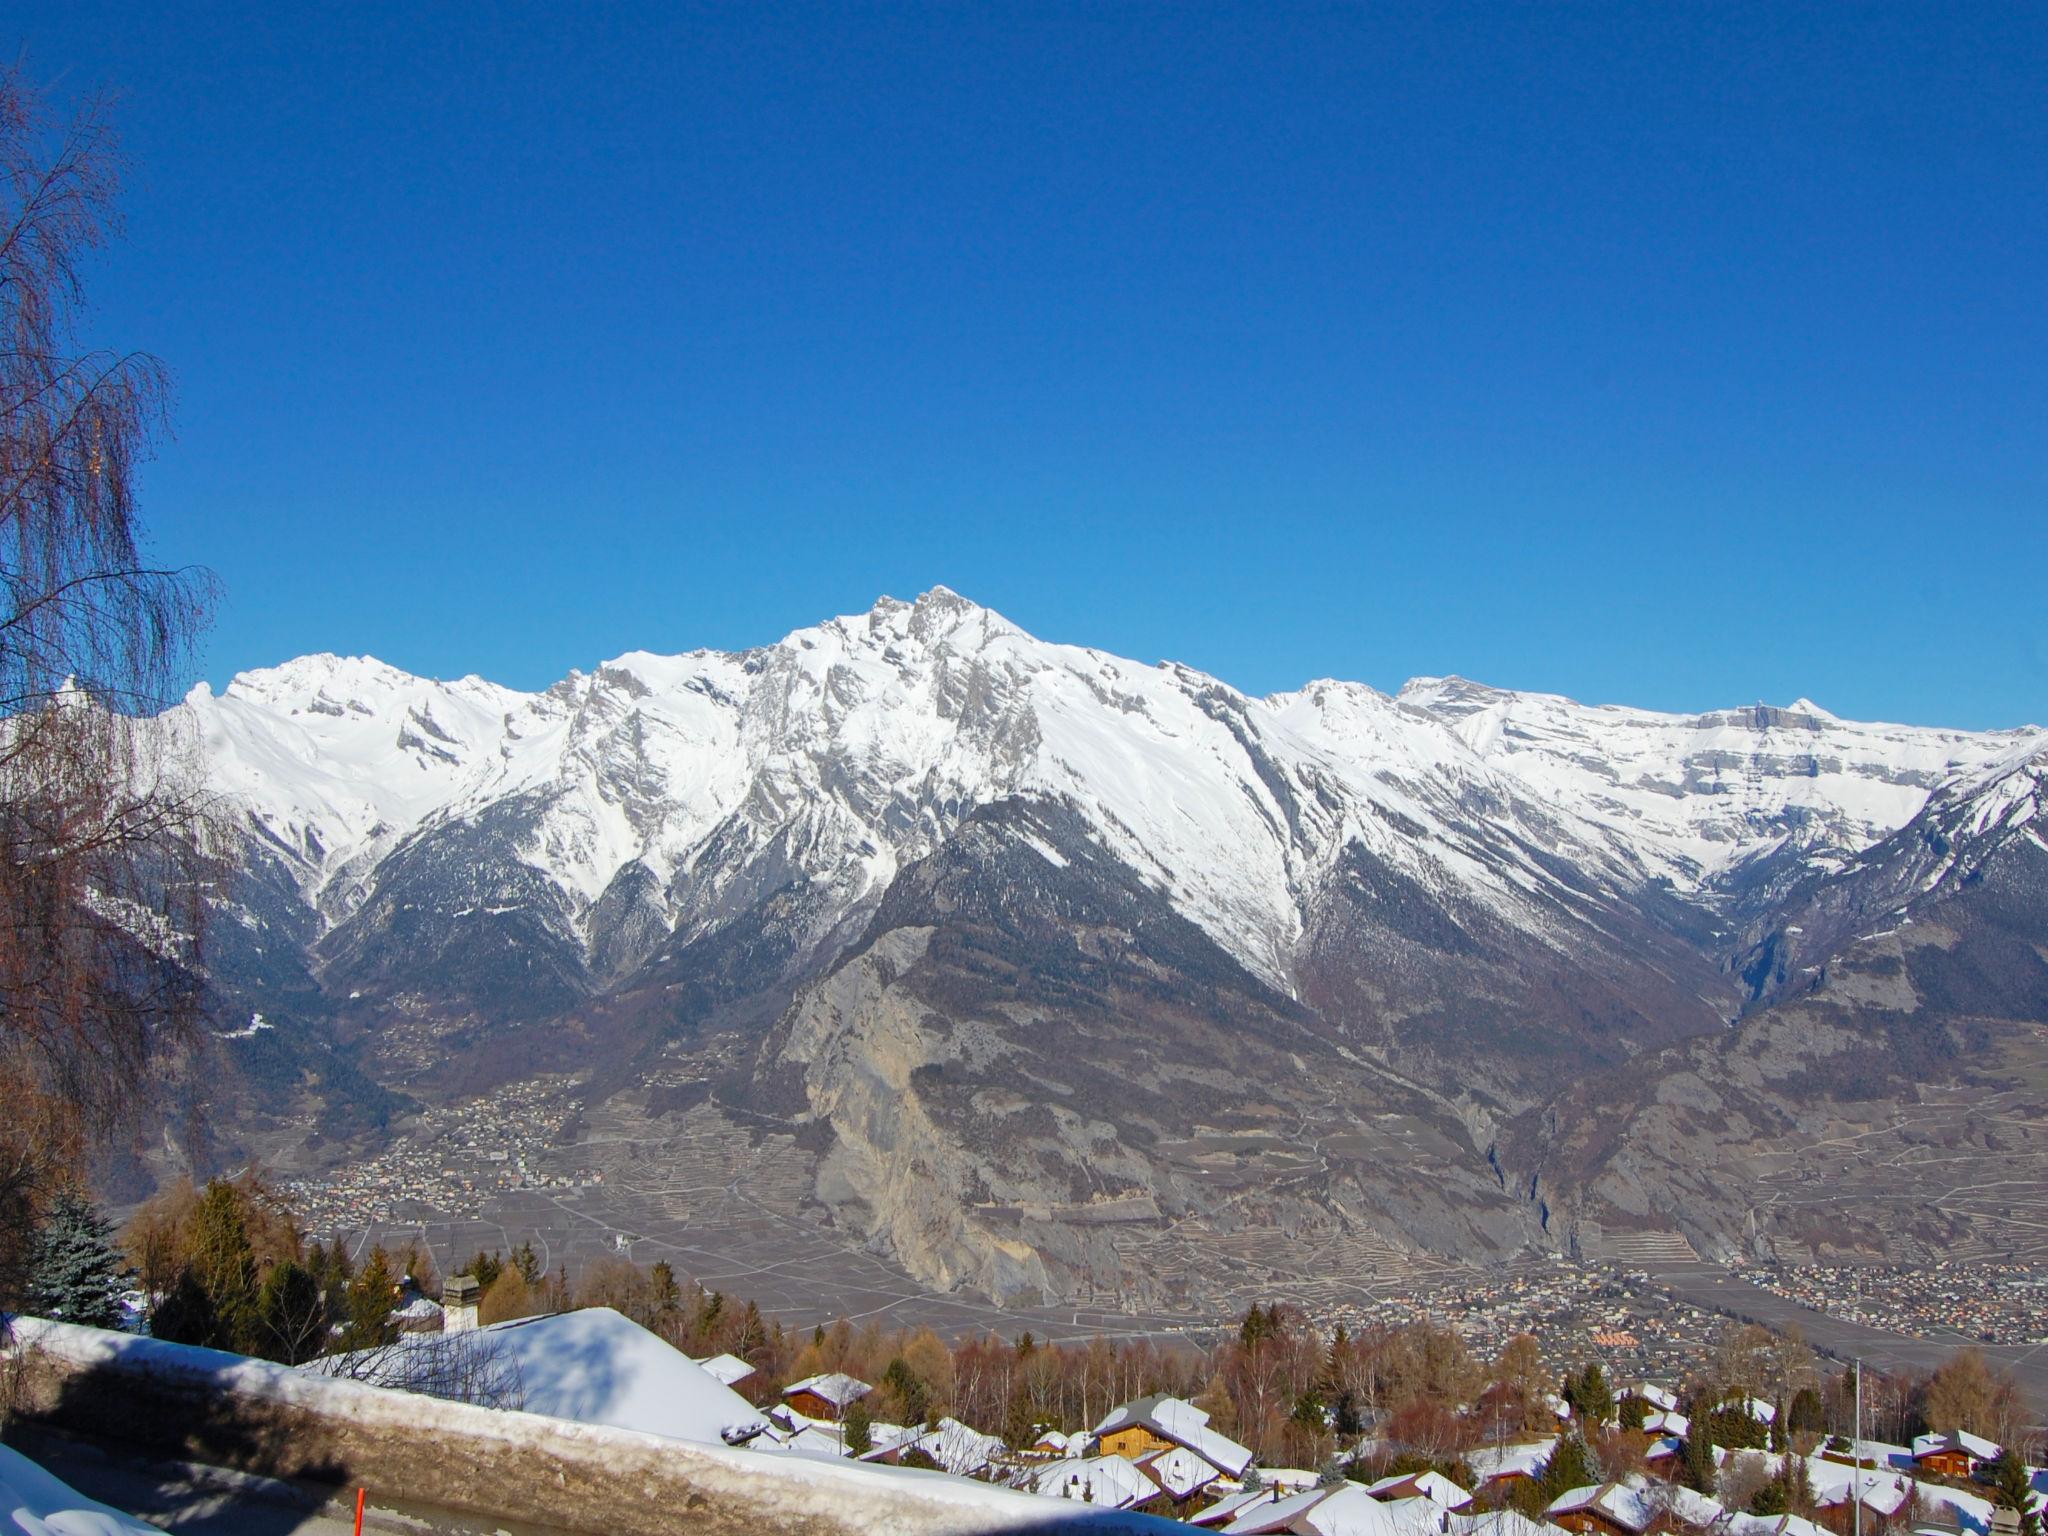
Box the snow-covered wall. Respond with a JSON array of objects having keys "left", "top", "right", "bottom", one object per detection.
[{"left": 3, "top": 1318, "right": 1176, "bottom": 1536}]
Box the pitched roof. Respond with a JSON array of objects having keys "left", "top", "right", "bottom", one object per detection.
[
  {"left": 1546, "top": 1481, "right": 1659, "bottom": 1535},
  {"left": 1136, "top": 1444, "right": 1227, "bottom": 1500},
  {"left": 1026, "top": 1454, "right": 1159, "bottom": 1511},
  {"left": 1093, "top": 1394, "right": 1254, "bottom": 1477},
  {"left": 1913, "top": 1430, "right": 2001, "bottom": 1463},
  {"left": 782, "top": 1371, "right": 871, "bottom": 1408},
  {"left": 692, "top": 1352, "right": 757, "bottom": 1387},
  {"left": 1467, "top": 1440, "right": 1557, "bottom": 1484},
  {"left": 1366, "top": 1469, "right": 1471, "bottom": 1508}
]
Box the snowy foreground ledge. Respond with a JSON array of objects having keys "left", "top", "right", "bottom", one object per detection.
[{"left": 4, "top": 1317, "right": 1179, "bottom": 1536}]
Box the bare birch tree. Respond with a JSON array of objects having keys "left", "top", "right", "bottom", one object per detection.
[{"left": 1, "top": 63, "right": 217, "bottom": 1297}]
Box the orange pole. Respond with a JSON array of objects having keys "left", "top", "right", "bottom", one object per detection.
[{"left": 354, "top": 1487, "right": 366, "bottom": 1536}]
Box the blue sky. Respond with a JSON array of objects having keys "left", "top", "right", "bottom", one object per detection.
[{"left": 14, "top": 3, "right": 2046, "bottom": 726}]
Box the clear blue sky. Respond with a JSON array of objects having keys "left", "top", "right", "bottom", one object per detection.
[{"left": 15, "top": 3, "right": 2046, "bottom": 727}]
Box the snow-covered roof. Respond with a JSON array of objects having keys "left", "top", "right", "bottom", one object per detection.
[
  {"left": 0, "top": 1442, "right": 162, "bottom": 1535},
  {"left": 1622, "top": 1384, "right": 1679, "bottom": 1413},
  {"left": 1718, "top": 1396, "right": 1777, "bottom": 1425},
  {"left": 1135, "top": 1444, "right": 1226, "bottom": 1500},
  {"left": 1913, "top": 1430, "right": 2000, "bottom": 1463},
  {"left": 1027, "top": 1454, "right": 1159, "bottom": 1511},
  {"left": 783, "top": 1371, "right": 872, "bottom": 1409},
  {"left": 1445, "top": 1511, "right": 1567, "bottom": 1536},
  {"left": 1223, "top": 1485, "right": 1336, "bottom": 1535},
  {"left": 1366, "top": 1469, "right": 1470, "bottom": 1508},
  {"left": 1813, "top": 1470, "right": 1912, "bottom": 1517},
  {"left": 1546, "top": 1482, "right": 1661, "bottom": 1535},
  {"left": 1468, "top": 1440, "right": 1557, "bottom": 1483},
  {"left": 870, "top": 1418, "right": 1008, "bottom": 1478},
  {"left": 1193, "top": 1487, "right": 1286, "bottom": 1527},
  {"left": 1224, "top": 1484, "right": 1450, "bottom": 1536},
  {"left": 1642, "top": 1411, "right": 1688, "bottom": 1438},
  {"left": 692, "top": 1351, "right": 757, "bottom": 1386},
  {"left": 307, "top": 1306, "right": 768, "bottom": 1448},
  {"left": 1093, "top": 1395, "right": 1254, "bottom": 1477}
]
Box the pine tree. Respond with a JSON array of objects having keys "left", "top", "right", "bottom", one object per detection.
[
  {"left": 186, "top": 1179, "right": 259, "bottom": 1351},
  {"left": 1992, "top": 1450, "right": 2042, "bottom": 1536},
  {"left": 1538, "top": 1431, "right": 1599, "bottom": 1498},
  {"left": 649, "top": 1260, "right": 681, "bottom": 1328},
  {"left": 512, "top": 1241, "right": 541, "bottom": 1285},
  {"left": 1680, "top": 1429, "right": 1718, "bottom": 1495},
  {"left": 844, "top": 1398, "right": 873, "bottom": 1455},
  {"left": 24, "top": 1189, "right": 128, "bottom": 1327},
  {"left": 342, "top": 1246, "right": 397, "bottom": 1350}
]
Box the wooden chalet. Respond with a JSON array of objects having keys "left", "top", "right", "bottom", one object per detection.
[
  {"left": 1912, "top": 1431, "right": 1999, "bottom": 1482},
  {"left": 780, "top": 1371, "right": 871, "bottom": 1422}
]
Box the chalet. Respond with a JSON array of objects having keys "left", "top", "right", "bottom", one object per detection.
[
  {"left": 1219, "top": 1484, "right": 1457, "bottom": 1536},
  {"left": 1092, "top": 1394, "right": 1255, "bottom": 1480},
  {"left": 1366, "top": 1469, "right": 1472, "bottom": 1510},
  {"left": 1546, "top": 1481, "right": 1661, "bottom": 1536},
  {"left": 1911, "top": 1431, "right": 2000, "bottom": 1481},
  {"left": 858, "top": 1418, "right": 1005, "bottom": 1478},
  {"left": 1642, "top": 1435, "right": 1683, "bottom": 1470},
  {"left": 780, "top": 1372, "right": 871, "bottom": 1422},
  {"left": 1467, "top": 1439, "right": 1557, "bottom": 1500},
  {"left": 1191, "top": 1486, "right": 1286, "bottom": 1529},
  {"left": 1027, "top": 1455, "right": 1159, "bottom": 1511},
  {"left": 1812, "top": 1468, "right": 1913, "bottom": 1531},
  {"left": 1030, "top": 1429, "right": 1079, "bottom": 1459},
  {"left": 1131, "top": 1444, "right": 1229, "bottom": 1514},
  {"left": 1642, "top": 1411, "right": 1690, "bottom": 1438},
  {"left": 1622, "top": 1384, "right": 1680, "bottom": 1414},
  {"left": 692, "top": 1352, "right": 756, "bottom": 1388}
]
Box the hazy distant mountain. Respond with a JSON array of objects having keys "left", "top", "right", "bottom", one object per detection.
[{"left": 158, "top": 589, "right": 2047, "bottom": 1301}]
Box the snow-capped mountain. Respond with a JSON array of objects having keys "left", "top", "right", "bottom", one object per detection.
[
  {"left": 181, "top": 587, "right": 2030, "bottom": 1006},
  {"left": 158, "top": 589, "right": 2046, "bottom": 1300}
]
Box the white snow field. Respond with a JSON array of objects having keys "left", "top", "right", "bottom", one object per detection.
[
  {"left": 305, "top": 1305, "right": 771, "bottom": 1445},
  {"left": 0, "top": 1440, "right": 162, "bottom": 1536}
]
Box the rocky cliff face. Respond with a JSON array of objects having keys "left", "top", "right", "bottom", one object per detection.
[{"left": 152, "top": 590, "right": 2048, "bottom": 1298}]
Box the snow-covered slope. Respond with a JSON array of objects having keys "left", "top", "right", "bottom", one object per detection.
[
  {"left": 176, "top": 588, "right": 2040, "bottom": 1005},
  {"left": 1394, "top": 677, "right": 2028, "bottom": 892}
]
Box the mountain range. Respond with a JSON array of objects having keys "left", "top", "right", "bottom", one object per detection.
[{"left": 152, "top": 588, "right": 2048, "bottom": 1307}]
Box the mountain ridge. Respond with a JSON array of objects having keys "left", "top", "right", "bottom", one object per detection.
[{"left": 149, "top": 589, "right": 2048, "bottom": 1303}]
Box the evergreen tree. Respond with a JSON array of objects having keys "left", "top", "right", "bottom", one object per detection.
[
  {"left": 342, "top": 1246, "right": 397, "bottom": 1350},
  {"left": 1242, "top": 1466, "right": 1265, "bottom": 1493},
  {"left": 1617, "top": 1394, "right": 1650, "bottom": 1432},
  {"left": 883, "top": 1356, "right": 930, "bottom": 1425},
  {"left": 1003, "top": 1388, "right": 1035, "bottom": 1449},
  {"left": 512, "top": 1241, "right": 541, "bottom": 1285},
  {"left": 186, "top": 1179, "right": 259, "bottom": 1351},
  {"left": 1537, "top": 1431, "right": 1599, "bottom": 1499},
  {"left": 649, "top": 1260, "right": 681, "bottom": 1328},
  {"left": 1333, "top": 1388, "right": 1363, "bottom": 1437},
  {"left": 844, "top": 1398, "right": 873, "bottom": 1455},
  {"left": 1992, "top": 1450, "right": 2042, "bottom": 1536},
  {"left": 148, "top": 1267, "right": 216, "bottom": 1348},
  {"left": 24, "top": 1190, "right": 128, "bottom": 1327},
  {"left": 1787, "top": 1387, "right": 1826, "bottom": 1437},
  {"left": 1564, "top": 1362, "right": 1615, "bottom": 1424},
  {"left": 1680, "top": 1430, "right": 1718, "bottom": 1495}
]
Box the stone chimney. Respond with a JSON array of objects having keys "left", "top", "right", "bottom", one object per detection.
[{"left": 443, "top": 1273, "right": 480, "bottom": 1333}]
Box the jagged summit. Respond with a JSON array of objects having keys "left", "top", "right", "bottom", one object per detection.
[{"left": 156, "top": 594, "right": 2048, "bottom": 1301}]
